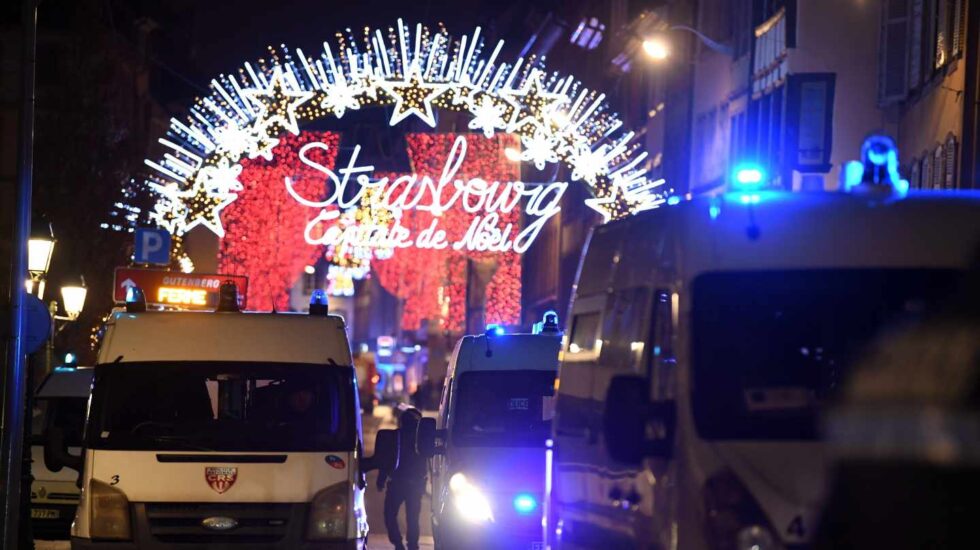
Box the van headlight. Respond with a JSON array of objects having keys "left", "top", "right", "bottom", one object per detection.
[
  {"left": 449, "top": 473, "right": 493, "bottom": 524},
  {"left": 89, "top": 479, "right": 132, "bottom": 540},
  {"left": 307, "top": 482, "right": 349, "bottom": 540}
]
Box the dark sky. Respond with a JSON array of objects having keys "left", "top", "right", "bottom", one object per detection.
[{"left": 139, "top": 0, "right": 548, "bottom": 103}]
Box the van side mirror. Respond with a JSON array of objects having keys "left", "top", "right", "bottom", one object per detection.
[
  {"left": 44, "top": 426, "right": 83, "bottom": 473},
  {"left": 416, "top": 417, "right": 447, "bottom": 457},
  {"left": 362, "top": 429, "right": 399, "bottom": 473},
  {"left": 603, "top": 375, "right": 675, "bottom": 464}
]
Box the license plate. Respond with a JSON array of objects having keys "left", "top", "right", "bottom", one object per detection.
[{"left": 31, "top": 508, "right": 59, "bottom": 519}]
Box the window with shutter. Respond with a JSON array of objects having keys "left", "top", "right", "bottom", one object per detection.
[
  {"left": 945, "top": 134, "right": 957, "bottom": 189},
  {"left": 952, "top": 0, "right": 964, "bottom": 56},
  {"left": 935, "top": 0, "right": 950, "bottom": 68},
  {"left": 910, "top": 158, "right": 920, "bottom": 189},
  {"left": 909, "top": 0, "right": 923, "bottom": 89},
  {"left": 933, "top": 145, "right": 944, "bottom": 189},
  {"left": 880, "top": 0, "right": 910, "bottom": 104},
  {"left": 921, "top": 153, "right": 931, "bottom": 191}
]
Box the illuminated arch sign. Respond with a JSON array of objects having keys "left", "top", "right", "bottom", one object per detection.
[{"left": 139, "top": 20, "right": 669, "bottom": 257}]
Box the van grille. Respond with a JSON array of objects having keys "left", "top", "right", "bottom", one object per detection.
[{"left": 143, "top": 502, "right": 294, "bottom": 544}]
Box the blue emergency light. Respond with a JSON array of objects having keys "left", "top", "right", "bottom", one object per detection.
[
  {"left": 485, "top": 324, "right": 505, "bottom": 337},
  {"left": 844, "top": 134, "right": 910, "bottom": 195},
  {"left": 732, "top": 164, "right": 767, "bottom": 189},
  {"left": 125, "top": 285, "right": 146, "bottom": 313},
  {"left": 513, "top": 493, "right": 538, "bottom": 515},
  {"left": 309, "top": 289, "right": 329, "bottom": 316},
  {"left": 533, "top": 311, "right": 561, "bottom": 334}
]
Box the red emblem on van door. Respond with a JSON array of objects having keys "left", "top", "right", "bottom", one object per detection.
[{"left": 205, "top": 467, "right": 238, "bottom": 494}]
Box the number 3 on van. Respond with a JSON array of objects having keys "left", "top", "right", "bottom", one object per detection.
[{"left": 205, "top": 467, "right": 238, "bottom": 494}]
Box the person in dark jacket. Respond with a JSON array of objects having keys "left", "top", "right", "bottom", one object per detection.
[{"left": 379, "top": 408, "right": 426, "bottom": 550}]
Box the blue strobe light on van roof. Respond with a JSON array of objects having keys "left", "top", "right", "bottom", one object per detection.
[
  {"left": 125, "top": 285, "right": 147, "bottom": 313},
  {"left": 310, "top": 289, "right": 329, "bottom": 316},
  {"left": 732, "top": 163, "right": 767, "bottom": 189},
  {"left": 513, "top": 493, "right": 538, "bottom": 515},
  {"left": 486, "top": 324, "right": 505, "bottom": 336}
]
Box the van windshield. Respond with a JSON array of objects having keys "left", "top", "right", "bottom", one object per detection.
[
  {"left": 87, "top": 362, "right": 356, "bottom": 452},
  {"left": 691, "top": 269, "right": 960, "bottom": 440},
  {"left": 452, "top": 370, "right": 556, "bottom": 447}
]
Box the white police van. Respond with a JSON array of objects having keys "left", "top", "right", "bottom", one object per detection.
[
  {"left": 547, "top": 137, "right": 980, "bottom": 549},
  {"left": 47, "top": 283, "right": 398, "bottom": 549},
  {"left": 31, "top": 366, "right": 93, "bottom": 539},
  {"left": 419, "top": 314, "right": 562, "bottom": 549}
]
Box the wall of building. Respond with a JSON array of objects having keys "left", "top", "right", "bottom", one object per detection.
[{"left": 792, "top": 0, "right": 885, "bottom": 189}]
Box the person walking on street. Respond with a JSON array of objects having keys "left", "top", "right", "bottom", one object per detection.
[{"left": 379, "top": 408, "right": 426, "bottom": 550}]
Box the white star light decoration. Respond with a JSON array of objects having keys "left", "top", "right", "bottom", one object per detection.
[
  {"left": 136, "top": 19, "right": 670, "bottom": 263},
  {"left": 379, "top": 67, "right": 446, "bottom": 128},
  {"left": 245, "top": 69, "right": 314, "bottom": 136}
]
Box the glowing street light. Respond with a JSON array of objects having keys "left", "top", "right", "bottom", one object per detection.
[
  {"left": 642, "top": 37, "right": 670, "bottom": 60},
  {"left": 27, "top": 221, "right": 55, "bottom": 279},
  {"left": 60, "top": 277, "right": 88, "bottom": 321}
]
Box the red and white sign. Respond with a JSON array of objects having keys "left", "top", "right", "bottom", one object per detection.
[
  {"left": 205, "top": 466, "right": 238, "bottom": 494},
  {"left": 113, "top": 268, "right": 248, "bottom": 309}
]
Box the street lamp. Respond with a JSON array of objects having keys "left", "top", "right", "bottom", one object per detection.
[
  {"left": 641, "top": 37, "right": 669, "bottom": 60},
  {"left": 27, "top": 220, "right": 54, "bottom": 297},
  {"left": 642, "top": 25, "right": 733, "bottom": 61},
  {"left": 60, "top": 277, "right": 88, "bottom": 321}
]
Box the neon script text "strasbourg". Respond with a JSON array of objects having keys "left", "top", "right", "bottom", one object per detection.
[{"left": 284, "top": 135, "right": 567, "bottom": 254}]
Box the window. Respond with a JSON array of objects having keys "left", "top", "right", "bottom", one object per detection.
[
  {"left": 452, "top": 370, "right": 556, "bottom": 447},
  {"left": 88, "top": 362, "right": 355, "bottom": 452},
  {"left": 921, "top": 152, "right": 932, "bottom": 190},
  {"left": 933, "top": 145, "right": 944, "bottom": 189},
  {"left": 909, "top": 157, "right": 920, "bottom": 189},
  {"left": 879, "top": 0, "right": 910, "bottom": 104},
  {"left": 601, "top": 288, "right": 651, "bottom": 370},
  {"left": 650, "top": 289, "right": 676, "bottom": 401},
  {"left": 570, "top": 17, "right": 605, "bottom": 50},
  {"left": 945, "top": 134, "right": 958, "bottom": 189},
  {"left": 692, "top": 269, "right": 962, "bottom": 440},
  {"left": 569, "top": 312, "right": 600, "bottom": 353}
]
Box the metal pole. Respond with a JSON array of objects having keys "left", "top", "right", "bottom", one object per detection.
[{"left": 2, "top": 0, "right": 37, "bottom": 546}]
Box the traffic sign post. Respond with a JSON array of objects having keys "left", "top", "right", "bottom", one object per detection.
[
  {"left": 113, "top": 268, "right": 248, "bottom": 310},
  {"left": 133, "top": 228, "right": 171, "bottom": 266}
]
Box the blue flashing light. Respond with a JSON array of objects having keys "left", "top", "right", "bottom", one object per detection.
[
  {"left": 732, "top": 164, "right": 766, "bottom": 189},
  {"left": 64, "top": 352, "right": 76, "bottom": 365},
  {"left": 311, "top": 289, "right": 329, "bottom": 306},
  {"left": 486, "top": 324, "right": 505, "bottom": 337},
  {"left": 843, "top": 160, "right": 865, "bottom": 192},
  {"left": 666, "top": 195, "right": 681, "bottom": 206},
  {"left": 513, "top": 493, "right": 538, "bottom": 515},
  {"left": 54, "top": 366, "right": 75, "bottom": 373},
  {"left": 739, "top": 193, "right": 761, "bottom": 205},
  {"left": 709, "top": 204, "right": 721, "bottom": 220},
  {"left": 853, "top": 134, "right": 909, "bottom": 196},
  {"left": 125, "top": 286, "right": 143, "bottom": 303}
]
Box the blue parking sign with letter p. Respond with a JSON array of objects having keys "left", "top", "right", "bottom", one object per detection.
[{"left": 134, "top": 228, "right": 171, "bottom": 265}]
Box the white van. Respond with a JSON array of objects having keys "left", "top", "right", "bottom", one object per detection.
[
  {"left": 46, "top": 285, "right": 397, "bottom": 549},
  {"left": 32, "top": 366, "right": 93, "bottom": 539},
  {"left": 548, "top": 181, "right": 980, "bottom": 548},
  {"left": 419, "top": 316, "right": 562, "bottom": 549}
]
